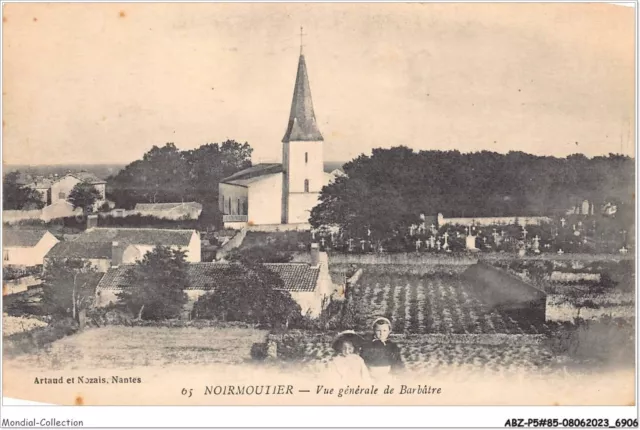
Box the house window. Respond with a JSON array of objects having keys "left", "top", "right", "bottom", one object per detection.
[
  {"left": 305, "top": 152, "right": 308, "bottom": 163},
  {"left": 3, "top": 250, "right": 9, "bottom": 261},
  {"left": 304, "top": 179, "right": 309, "bottom": 193},
  {"left": 228, "top": 197, "right": 231, "bottom": 214},
  {"left": 58, "top": 192, "right": 66, "bottom": 199}
]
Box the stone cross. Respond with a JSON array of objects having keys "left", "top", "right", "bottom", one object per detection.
[
  {"left": 430, "top": 224, "right": 436, "bottom": 234},
  {"left": 533, "top": 235, "right": 540, "bottom": 253},
  {"left": 429, "top": 236, "right": 436, "bottom": 249},
  {"left": 409, "top": 225, "right": 416, "bottom": 236},
  {"left": 620, "top": 246, "right": 628, "bottom": 255},
  {"left": 436, "top": 239, "right": 442, "bottom": 251},
  {"left": 557, "top": 249, "right": 564, "bottom": 255},
  {"left": 320, "top": 237, "right": 326, "bottom": 247},
  {"left": 348, "top": 238, "right": 353, "bottom": 251},
  {"left": 378, "top": 245, "right": 385, "bottom": 253},
  {"left": 415, "top": 239, "right": 422, "bottom": 251},
  {"left": 443, "top": 231, "right": 449, "bottom": 248},
  {"left": 360, "top": 239, "right": 366, "bottom": 251},
  {"left": 522, "top": 227, "right": 528, "bottom": 240},
  {"left": 560, "top": 218, "right": 566, "bottom": 227}
]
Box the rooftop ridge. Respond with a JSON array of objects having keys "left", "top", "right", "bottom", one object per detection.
[{"left": 88, "top": 227, "right": 196, "bottom": 232}]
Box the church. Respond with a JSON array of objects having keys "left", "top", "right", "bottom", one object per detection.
[{"left": 219, "top": 40, "right": 336, "bottom": 228}]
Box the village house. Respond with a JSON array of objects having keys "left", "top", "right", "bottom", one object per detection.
[
  {"left": 22, "top": 171, "right": 107, "bottom": 209},
  {"left": 94, "top": 244, "right": 334, "bottom": 318},
  {"left": 219, "top": 44, "right": 337, "bottom": 229},
  {"left": 134, "top": 202, "right": 203, "bottom": 220},
  {"left": 71, "top": 227, "right": 202, "bottom": 263},
  {"left": 44, "top": 241, "right": 142, "bottom": 272},
  {"left": 2, "top": 229, "right": 59, "bottom": 267},
  {"left": 50, "top": 172, "right": 107, "bottom": 206}
]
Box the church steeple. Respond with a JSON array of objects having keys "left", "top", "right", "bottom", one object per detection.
[{"left": 282, "top": 28, "right": 323, "bottom": 143}]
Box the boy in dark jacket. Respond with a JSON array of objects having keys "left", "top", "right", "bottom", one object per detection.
[{"left": 360, "top": 317, "right": 404, "bottom": 380}]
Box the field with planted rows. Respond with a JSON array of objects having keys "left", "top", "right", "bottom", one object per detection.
[{"left": 349, "top": 266, "right": 543, "bottom": 335}]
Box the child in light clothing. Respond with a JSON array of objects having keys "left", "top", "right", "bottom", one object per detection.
[{"left": 328, "top": 331, "right": 372, "bottom": 384}]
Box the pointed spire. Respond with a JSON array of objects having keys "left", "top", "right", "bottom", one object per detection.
[{"left": 282, "top": 31, "right": 323, "bottom": 143}]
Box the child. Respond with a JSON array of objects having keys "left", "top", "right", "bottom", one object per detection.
[
  {"left": 328, "top": 330, "right": 372, "bottom": 384},
  {"left": 360, "top": 317, "right": 404, "bottom": 380}
]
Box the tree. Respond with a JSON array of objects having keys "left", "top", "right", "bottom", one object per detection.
[
  {"left": 310, "top": 148, "right": 635, "bottom": 241},
  {"left": 106, "top": 140, "right": 253, "bottom": 228},
  {"left": 117, "top": 245, "right": 189, "bottom": 320},
  {"left": 68, "top": 182, "right": 102, "bottom": 215},
  {"left": 193, "top": 262, "right": 301, "bottom": 328},
  {"left": 2, "top": 171, "right": 46, "bottom": 210},
  {"left": 42, "top": 259, "right": 98, "bottom": 320}
]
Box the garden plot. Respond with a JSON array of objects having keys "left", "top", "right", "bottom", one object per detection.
[{"left": 350, "top": 268, "right": 543, "bottom": 335}]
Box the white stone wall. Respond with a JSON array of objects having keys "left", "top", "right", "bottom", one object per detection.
[
  {"left": 247, "top": 173, "right": 283, "bottom": 225},
  {"left": 283, "top": 141, "right": 324, "bottom": 224},
  {"left": 4, "top": 232, "right": 59, "bottom": 267},
  {"left": 50, "top": 175, "right": 81, "bottom": 204}
]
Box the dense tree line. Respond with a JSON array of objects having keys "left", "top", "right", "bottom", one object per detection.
[
  {"left": 106, "top": 140, "right": 252, "bottom": 226},
  {"left": 311, "top": 148, "right": 634, "bottom": 237}
]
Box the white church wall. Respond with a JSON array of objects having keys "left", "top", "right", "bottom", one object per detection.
[
  {"left": 288, "top": 192, "right": 321, "bottom": 224},
  {"left": 285, "top": 141, "right": 324, "bottom": 194},
  {"left": 247, "top": 173, "right": 283, "bottom": 225}
]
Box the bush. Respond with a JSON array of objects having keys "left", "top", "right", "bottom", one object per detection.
[
  {"left": 4, "top": 317, "right": 79, "bottom": 358},
  {"left": 226, "top": 245, "right": 293, "bottom": 264},
  {"left": 193, "top": 263, "right": 301, "bottom": 328},
  {"left": 86, "top": 306, "right": 134, "bottom": 327},
  {"left": 250, "top": 342, "right": 269, "bottom": 361}
]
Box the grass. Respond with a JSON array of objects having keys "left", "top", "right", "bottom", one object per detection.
[
  {"left": 240, "top": 231, "right": 312, "bottom": 252},
  {"left": 5, "top": 326, "right": 269, "bottom": 370}
]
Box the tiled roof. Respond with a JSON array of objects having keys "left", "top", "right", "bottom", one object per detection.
[
  {"left": 97, "top": 262, "right": 319, "bottom": 292},
  {"left": 68, "top": 172, "right": 106, "bottom": 184},
  {"left": 221, "top": 164, "right": 283, "bottom": 184},
  {"left": 135, "top": 202, "right": 202, "bottom": 212},
  {"left": 46, "top": 241, "right": 113, "bottom": 259},
  {"left": 75, "top": 228, "right": 195, "bottom": 246},
  {"left": 23, "top": 178, "right": 54, "bottom": 189},
  {"left": 264, "top": 263, "right": 320, "bottom": 292},
  {"left": 282, "top": 54, "right": 323, "bottom": 143},
  {"left": 3, "top": 229, "right": 51, "bottom": 247}
]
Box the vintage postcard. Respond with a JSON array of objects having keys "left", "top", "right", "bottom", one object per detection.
[{"left": 1, "top": 1, "right": 637, "bottom": 414}]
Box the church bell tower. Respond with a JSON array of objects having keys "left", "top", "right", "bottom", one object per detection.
[{"left": 281, "top": 28, "right": 324, "bottom": 224}]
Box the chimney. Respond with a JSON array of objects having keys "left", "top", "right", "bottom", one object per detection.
[
  {"left": 87, "top": 214, "right": 98, "bottom": 229},
  {"left": 111, "top": 241, "right": 124, "bottom": 267},
  {"left": 310, "top": 243, "right": 320, "bottom": 267}
]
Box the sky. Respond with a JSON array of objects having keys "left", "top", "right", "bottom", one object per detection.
[{"left": 2, "top": 3, "right": 636, "bottom": 166}]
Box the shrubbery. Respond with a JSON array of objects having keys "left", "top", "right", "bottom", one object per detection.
[
  {"left": 3, "top": 317, "right": 79, "bottom": 358},
  {"left": 193, "top": 263, "right": 301, "bottom": 328}
]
